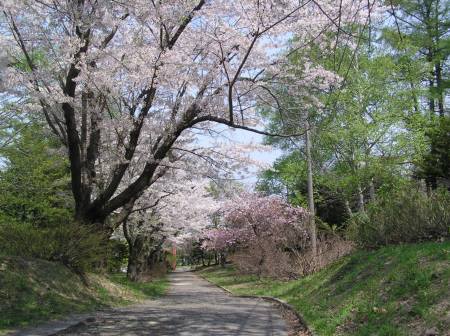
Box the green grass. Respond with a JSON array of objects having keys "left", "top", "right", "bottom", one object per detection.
[
  {"left": 107, "top": 273, "right": 168, "bottom": 299},
  {"left": 199, "top": 241, "right": 450, "bottom": 336},
  {"left": 0, "top": 256, "right": 169, "bottom": 334}
]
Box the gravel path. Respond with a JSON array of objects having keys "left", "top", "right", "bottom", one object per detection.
[{"left": 57, "top": 270, "right": 287, "bottom": 336}]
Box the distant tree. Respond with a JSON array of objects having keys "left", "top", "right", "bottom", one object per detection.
[
  {"left": 257, "top": 153, "right": 349, "bottom": 227},
  {"left": 384, "top": 0, "right": 449, "bottom": 188},
  {"left": 259, "top": 41, "right": 420, "bottom": 219},
  {"left": 384, "top": 0, "right": 449, "bottom": 117},
  {"left": 123, "top": 178, "right": 220, "bottom": 281},
  {"left": 416, "top": 116, "right": 450, "bottom": 188}
]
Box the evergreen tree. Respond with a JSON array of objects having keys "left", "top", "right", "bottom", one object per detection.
[{"left": 0, "top": 123, "right": 72, "bottom": 227}]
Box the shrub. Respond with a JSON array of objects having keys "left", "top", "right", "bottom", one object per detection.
[
  {"left": 205, "top": 194, "right": 354, "bottom": 279},
  {"left": 231, "top": 240, "right": 295, "bottom": 278},
  {"left": 0, "top": 220, "right": 107, "bottom": 274},
  {"left": 293, "top": 235, "right": 354, "bottom": 275},
  {"left": 346, "top": 186, "right": 450, "bottom": 248},
  {"left": 106, "top": 239, "right": 129, "bottom": 273},
  {"left": 230, "top": 234, "right": 354, "bottom": 279}
]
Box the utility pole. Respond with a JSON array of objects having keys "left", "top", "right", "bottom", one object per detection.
[{"left": 305, "top": 119, "right": 317, "bottom": 260}]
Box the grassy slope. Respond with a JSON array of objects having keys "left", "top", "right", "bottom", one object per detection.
[
  {"left": 0, "top": 256, "right": 168, "bottom": 334},
  {"left": 199, "top": 241, "right": 450, "bottom": 336}
]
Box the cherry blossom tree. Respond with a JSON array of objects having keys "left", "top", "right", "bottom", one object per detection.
[
  {"left": 112, "top": 122, "right": 265, "bottom": 279},
  {"left": 0, "top": 0, "right": 372, "bottom": 233},
  {"left": 201, "top": 227, "right": 241, "bottom": 265},
  {"left": 202, "top": 193, "right": 309, "bottom": 276},
  {"left": 123, "top": 177, "right": 221, "bottom": 280}
]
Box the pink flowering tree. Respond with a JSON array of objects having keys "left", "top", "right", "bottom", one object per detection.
[
  {"left": 0, "top": 0, "right": 372, "bottom": 234},
  {"left": 122, "top": 176, "right": 222, "bottom": 280},
  {"left": 201, "top": 227, "right": 241, "bottom": 265},
  {"left": 202, "top": 228, "right": 241, "bottom": 253},
  {"left": 202, "top": 193, "right": 309, "bottom": 275}
]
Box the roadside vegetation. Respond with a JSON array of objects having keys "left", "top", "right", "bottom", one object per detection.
[
  {"left": 199, "top": 241, "right": 450, "bottom": 336},
  {"left": 0, "top": 255, "right": 168, "bottom": 335}
]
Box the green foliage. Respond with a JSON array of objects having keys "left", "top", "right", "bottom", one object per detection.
[
  {"left": 0, "top": 123, "right": 72, "bottom": 227},
  {"left": 0, "top": 122, "right": 108, "bottom": 273},
  {"left": 382, "top": 0, "right": 449, "bottom": 109},
  {"left": 106, "top": 239, "right": 129, "bottom": 273},
  {"left": 12, "top": 50, "right": 48, "bottom": 72},
  {"left": 165, "top": 252, "right": 176, "bottom": 268},
  {"left": 259, "top": 42, "right": 424, "bottom": 228},
  {"left": 0, "top": 221, "right": 108, "bottom": 274},
  {"left": 416, "top": 116, "right": 450, "bottom": 186},
  {"left": 258, "top": 1, "right": 449, "bottom": 253},
  {"left": 346, "top": 186, "right": 450, "bottom": 248},
  {"left": 200, "top": 241, "right": 450, "bottom": 335}
]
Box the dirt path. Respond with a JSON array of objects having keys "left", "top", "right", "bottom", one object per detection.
[{"left": 56, "top": 270, "right": 287, "bottom": 335}]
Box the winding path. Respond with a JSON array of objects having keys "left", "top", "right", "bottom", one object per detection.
[{"left": 58, "top": 270, "right": 287, "bottom": 336}]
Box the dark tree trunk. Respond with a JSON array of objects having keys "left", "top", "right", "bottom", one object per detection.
[
  {"left": 220, "top": 253, "right": 227, "bottom": 267},
  {"left": 435, "top": 62, "right": 444, "bottom": 117},
  {"left": 146, "top": 249, "right": 159, "bottom": 272},
  {"left": 127, "top": 235, "right": 151, "bottom": 282}
]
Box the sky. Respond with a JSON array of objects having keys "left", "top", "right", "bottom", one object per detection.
[
  {"left": 233, "top": 129, "right": 283, "bottom": 185},
  {"left": 198, "top": 126, "right": 283, "bottom": 187}
]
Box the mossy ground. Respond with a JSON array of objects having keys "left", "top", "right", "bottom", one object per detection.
[
  {"left": 0, "top": 256, "right": 168, "bottom": 334},
  {"left": 199, "top": 241, "right": 450, "bottom": 336}
]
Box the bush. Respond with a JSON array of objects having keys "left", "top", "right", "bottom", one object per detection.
[
  {"left": 0, "top": 220, "right": 107, "bottom": 274},
  {"left": 346, "top": 186, "right": 450, "bottom": 248},
  {"left": 231, "top": 235, "right": 354, "bottom": 279},
  {"left": 293, "top": 235, "right": 354, "bottom": 276},
  {"left": 106, "top": 239, "right": 129, "bottom": 273},
  {"left": 231, "top": 241, "right": 295, "bottom": 279}
]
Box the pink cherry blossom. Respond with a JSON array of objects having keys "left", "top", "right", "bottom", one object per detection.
[{"left": 0, "top": 0, "right": 375, "bottom": 228}]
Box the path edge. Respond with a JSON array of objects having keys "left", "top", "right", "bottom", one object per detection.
[
  {"left": 196, "top": 272, "right": 316, "bottom": 336},
  {"left": 6, "top": 313, "right": 98, "bottom": 336}
]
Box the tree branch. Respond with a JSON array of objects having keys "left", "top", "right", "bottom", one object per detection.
[
  {"left": 190, "top": 115, "right": 307, "bottom": 138},
  {"left": 167, "top": 0, "right": 206, "bottom": 49}
]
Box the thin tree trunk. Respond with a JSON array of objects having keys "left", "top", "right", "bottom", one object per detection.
[
  {"left": 369, "top": 178, "right": 376, "bottom": 201},
  {"left": 345, "top": 200, "right": 353, "bottom": 217},
  {"left": 305, "top": 121, "right": 317, "bottom": 259},
  {"left": 357, "top": 184, "right": 365, "bottom": 212}
]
